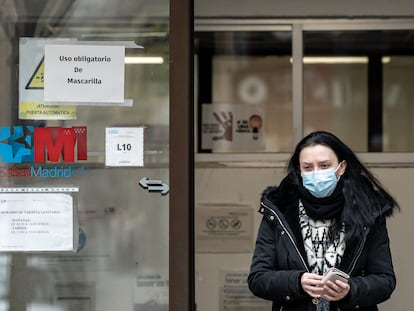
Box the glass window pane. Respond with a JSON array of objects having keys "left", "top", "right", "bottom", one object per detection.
[
  {"left": 383, "top": 56, "right": 414, "bottom": 152},
  {"left": 195, "top": 31, "right": 293, "bottom": 152},
  {"left": 0, "top": 1, "right": 170, "bottom": 311},
  {"left": 304, "top": 30, "right": 414, "bottom": 152},
  {"left": 303, "top": 60, "right": 368, "bottom": 152},
  {"left": 303, "top": 31, "right": 370, "bottom": 152}
]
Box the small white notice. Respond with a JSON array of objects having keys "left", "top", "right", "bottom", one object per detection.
[
  {"left": 134, "top": 271, "right": 168, "bottom": 310},
  {"left": 195, "top": 204, "right": 254, "bottom": 253},
  {"left": 105, "top": 127, "right": 144, "bottom": 167},
  {"left": 44, "top": 44, "right": 125, "bottom": 103},
  {"left": 0, "top": 193, "right": 74, "bottom": 252},
  {"left": 219, "top": 270, "right": 272, "bottom": 311}
]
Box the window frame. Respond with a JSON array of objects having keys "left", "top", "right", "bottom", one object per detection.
[{"left": 195, "top": 18, "right": 414, "bottom": 168}]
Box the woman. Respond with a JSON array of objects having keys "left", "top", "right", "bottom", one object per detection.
[{"left": 248, "top": 131, "right": 399, "bottom": 311}]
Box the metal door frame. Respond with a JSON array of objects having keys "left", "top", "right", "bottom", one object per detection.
[{"left": 170, "top": 0, "right": 195, "bottom": 310}]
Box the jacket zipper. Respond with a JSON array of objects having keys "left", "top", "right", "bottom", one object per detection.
[
  {"left": 261, "top": 202, "right": 309, "bottom": 272},
  {"left": 346, "top": 227, "right": 368, "bottom": 275}
]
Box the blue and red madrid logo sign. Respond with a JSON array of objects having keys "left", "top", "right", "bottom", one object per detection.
[{"left": 0, "top": 126, "right": 87, "bottom": 178}]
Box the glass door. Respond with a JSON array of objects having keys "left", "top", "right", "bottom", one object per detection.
[{"left": 0, "top": 1, "right": 191, "bottom": 310}]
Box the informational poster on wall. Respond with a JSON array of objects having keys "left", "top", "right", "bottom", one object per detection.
[
  {"left": 0, "top": 192, "right": 74, "bottom": 251},
  {"left": 201, "top": 103, "right": 265, "bottom": 151},
  {"left": 19, "top": 37, "right": 77, "bottom": 120},
  {"left": 133, "top": 271, "right": 168, "bottom": 311},
  {"left": 195, "top": 204, "right": 253, "bottom": 253},
  {"left": 219, "top": 270, "right": 272, "bottom": 311}
]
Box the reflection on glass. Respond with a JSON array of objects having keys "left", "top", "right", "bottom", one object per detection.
[
  {"left": 198, "top": 29, "right": 414, "bottom": 153},
  {"left": 0, "top": 1, "right": 170, "bottom": 310},
  {"left": 383, "top": 56, "right": 414, "bottom": 152},
  {"left": 213, "top": 56, "right": 292, "bottom": 152},
  {"left": 304, "top": 30, "right": 414, "bottom": 152},
  {"left": 195, "top": 31, "right": 293, "bottom": 152},
  {"left": 303, "top": 61, "right": 368, "bottom": 152}
]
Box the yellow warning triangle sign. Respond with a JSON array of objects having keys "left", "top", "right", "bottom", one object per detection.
[{"left": 25, "top": 57, "right": 44, "bottom": 89}]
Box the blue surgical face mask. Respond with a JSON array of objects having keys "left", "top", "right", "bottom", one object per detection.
[{"left": 301, "top": 162, "right": 342, "bottom": 198}]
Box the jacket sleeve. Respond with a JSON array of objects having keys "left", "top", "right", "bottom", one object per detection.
[
  {"left": 339, "top": 219, "right": 396, "bottom": 309},
  {"left": 247, "top": 215, "right": 308, "bottom": 303}
]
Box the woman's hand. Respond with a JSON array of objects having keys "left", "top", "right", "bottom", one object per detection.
[
  {"left": 321, "top": 279, "right": 350, "bottom": 301},
  {"left": 301, "top": 273, "right": 324, "bottom": 299}
]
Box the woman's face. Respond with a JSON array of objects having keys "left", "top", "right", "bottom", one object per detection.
[{"left": 299, "top": 145, "right": 347, "bottom": 177}]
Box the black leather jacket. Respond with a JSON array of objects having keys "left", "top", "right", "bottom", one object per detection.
[{"left": 248, "top": 180, "right": 396, "bottom": 311}]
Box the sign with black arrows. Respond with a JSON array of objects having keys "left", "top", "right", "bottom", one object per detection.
[{"left": 139, "top": 177, "right": 169, "bottom": 196}]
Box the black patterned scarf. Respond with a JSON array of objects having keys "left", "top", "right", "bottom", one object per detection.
[
  {"left": 299, "top": 201, "right": 346, "bottom": 311},
  {"left": 298, "top": 178, "right": 345, "bottom": 220}
]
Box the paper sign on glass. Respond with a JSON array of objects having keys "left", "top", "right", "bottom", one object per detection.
[
  {"left": 105, "top": 127, "right": 144, "bottom": 167},
  {"left": 0, "top": 193, "right": 74, "bottom": 252},
  {"left": 44, "top": 44, "right": 125, "bottom": 103},
  {"left": 19, "top": 37, "right": 78, "bottom": 120},
  {"left": 201, "top": 103, "right": 266, "bottom": 152}
]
